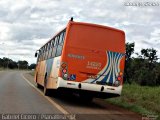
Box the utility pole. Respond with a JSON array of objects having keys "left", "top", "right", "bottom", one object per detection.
[
  {"left": 7, "top": 59, "right": 9, "bottom": 70},
  {"left": 2, "top": 42, "right": 10, "bottom": 70},
  {"left": 18, "top": 63, "right": 19, "bottom": 70}
]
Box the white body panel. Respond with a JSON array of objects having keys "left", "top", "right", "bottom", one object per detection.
[{"left": 57, "top": 77, "right": 122, "bottom": 95}]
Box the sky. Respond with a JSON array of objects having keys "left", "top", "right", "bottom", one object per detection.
[{"left": 0, "top": 0, "right": 160, "bottom": 64}]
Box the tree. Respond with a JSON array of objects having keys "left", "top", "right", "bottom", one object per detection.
[
  {"left": 141, "top": 48, "right": 158, "bottom": 70},
  {"left": 129, "top": 48, "right": 159, "bottom": 86},
  {"left": 17, "top": 60, "right": 28, "bottom": 69},
  {"left": 0, "top": 58, "right": 3, "bottom": 68},
  {"left": 2, "top": 57, "right": 12, "bottom": 69},
  {"left": 141, "top": 48, "right": 158, "bottom": 63},
  {"left": 126, "top": 42, "right": 135, "bottom": 62},
  {"left": 0, "top": 57, "right": 30, "bottom": 69},
  {"left": 8, "top": 61, "right": 18, "bottom": 69},
  {"left": 124, "top": 42, "right": 135, "bottom": 84},
  {"left": 28, "top": 63, "right": 36, "bottom": 70}
]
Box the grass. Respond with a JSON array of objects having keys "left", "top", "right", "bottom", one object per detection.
[
  {"left": 0, "top": 67, "right": 4, "bottom": 71},
  {"left": 106, "top": 83, "right": 160, "bottom": 119},
  {"left": 29, "top": 71, "right": 35, "bottom": 76}
]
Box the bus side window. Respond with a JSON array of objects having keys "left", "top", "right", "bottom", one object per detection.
[
  {"left": 59, "top": 32, "right": 64, "bottom": 45},
  {"left": 52, "top": 36, "right": 58, "bottom": 58},
  {"left": 41, "top": 47, "right": 44, "bottom": 60},
  {"left": 47, "top": 42, "right": 51, "bottom": 59},
  {"left": 42, "top": 47, "right": 45, "bottom": 60},
  {"left": 61, "top": 31, "right": 66, "bottom": 45},
  {"left": 47, "top": 43, "right": 49, "bottom": 59},
  {"left": 47, "top": 41, "right": 51, "bottom": 59},
  {"left": 50, "top": 38, "right": 54, "bottom": 58},
  {"left": 40, "top": 49, "right": 43, "bottom": 61},
  {"left": 41, "top": 50, "right": 43, "bottom": 61},
  {"left": 56, "top": 31, "right": 66, "bottom": 56},
  {"left": 37, "top": 52, "right": 40, "bottom": 62},
  {"left": 43, "top": 45, "right": 46, "bottom": 60},
  {"left": 44, "top": 45, "right": 48, "bottom": 60},
  {"left": 38, "top": 50, "right": 41, "bottom": 62}
]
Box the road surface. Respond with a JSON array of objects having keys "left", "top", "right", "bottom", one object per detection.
[{"left": 0, "top": 71, "right": 141, "bottom": 120}]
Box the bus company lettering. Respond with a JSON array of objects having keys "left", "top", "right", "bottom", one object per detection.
[
  {"left": 68, "top": 53, "right": 85, "bottom": 60},
  {"left": 87, "top": 61, "right": 102, "bottom": 70}
]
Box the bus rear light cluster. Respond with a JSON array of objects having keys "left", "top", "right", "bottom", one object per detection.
[
  {"left": 114, "top": 72, "right": 123, "bottom": 87},
  {"left": 62, "top": 69, "right": 67, "bottom": 73},
  {"left": 117, "top": 76, "right": 122, "bottom": 81},
  {"left": 61, "top": 63, "right": 67, "bottom": 69},
  {"left": 63, "top": 73, "right": 68, "bottom": 79},
  {"left": 114, "top": 80, "right": 120, "bottom": 87},
  {"left": 61, "top": 62, "right": 68, "bottom": 80}
]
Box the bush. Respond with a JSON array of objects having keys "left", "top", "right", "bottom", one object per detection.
[{"left": 125, "top": 58, "right": 160, "bottom": 86}]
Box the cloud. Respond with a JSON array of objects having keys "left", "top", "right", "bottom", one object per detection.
[{"left": 0, "top": 0, "right": 160, "bottom": 64}]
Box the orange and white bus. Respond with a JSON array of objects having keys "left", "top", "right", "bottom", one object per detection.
[{"left": 35, "top": 18, "right": 125, "bottom": 100}]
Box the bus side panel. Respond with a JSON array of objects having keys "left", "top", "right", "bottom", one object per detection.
[
  {"left": 34, "top": 62, "right": 40, "bottom": 83},
  {"left": 46, "top": 56, "right": 61, "bottom": 89},
  {"left": 37, "top": 60, "right": 46, "bottom": 86},
  {"left": 35, "top": 57, "right": 61, "bottom": 89}
]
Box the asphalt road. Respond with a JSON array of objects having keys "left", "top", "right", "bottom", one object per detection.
[{"left": 0, "top": 71, "right": 141, "bottom": 120}]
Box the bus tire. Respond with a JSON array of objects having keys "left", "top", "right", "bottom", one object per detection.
[
  {"left": 44, "top": 86, "right": 50, "bottom": 96},
  {"left": 37, "top": 83, "right": 41, "bottom": 88},
  {"left": 36, "top": 73, "right": 41, "bottom": 88},
  {"left": 44, "top": 74, "right": 50, "bottom": 96}
]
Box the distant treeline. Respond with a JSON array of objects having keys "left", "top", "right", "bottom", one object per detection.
[
  {"left": 0, "top": 58, "right": 36, "bottom": 70},
  {"left": 125, "top": 42, "right": 160, "bottom": 86}
]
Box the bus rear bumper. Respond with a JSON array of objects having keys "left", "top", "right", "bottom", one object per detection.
[{"left": 57, "top": 77, "right": 122, "bottom": 98}]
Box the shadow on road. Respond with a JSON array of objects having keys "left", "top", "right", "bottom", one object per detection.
[
  {"left": 53, "top": 92, "right": 105, "bottom": 109},
  {"left": 38, "top": 86, "right": 106, "bottom": 109}
]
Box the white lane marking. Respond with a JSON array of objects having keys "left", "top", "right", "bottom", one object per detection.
[{"left": 21, "top": 74, "right": 76, "bottom": 120}]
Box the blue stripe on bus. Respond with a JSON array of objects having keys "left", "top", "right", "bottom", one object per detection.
[
  {"left": 101, "top": 52, "right": 124, "bottom": 84},
  {"left": 91, "top": 51, "right": 124, "bottom": 84}
]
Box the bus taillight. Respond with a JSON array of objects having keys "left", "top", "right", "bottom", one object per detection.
[
  {"left": 62, "top": 69, "right": 67, "bottom": 73},
  {"left": 114, "top": 80, "right": 120, "bottom": 87},
  {"left": 114, "top": 72, "right": 123, "bottom": 87},
  {"left": 117, "top": 76, "right": 122, "bottom": 81},
  {"left": 61, "top": 62, "right": 68, "bottom": 80}
]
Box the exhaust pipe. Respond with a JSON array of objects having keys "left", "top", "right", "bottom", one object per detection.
[
  {"left": 78, "top": 83, "right": 81, "bottom": 89},
  {"left": 101, "top": 86, "right": 104, "bottom": 91}
]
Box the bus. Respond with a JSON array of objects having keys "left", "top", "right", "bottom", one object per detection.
[{"left": 35, "top": 18, "right": 125, "bottom": 101}]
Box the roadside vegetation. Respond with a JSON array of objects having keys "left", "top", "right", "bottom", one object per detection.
[
  {"left": 29, "top": 71, "right": 35, "bottom": 76},
  {"left": 124, "top": 42, "right": 160, "bottom": 86},
  {"left": 0, "top": 67, "right": 4, "bottom": 71},
  {"left": 0, "top": 58, "right": 36, "bottom": 70},
  {"left": 106, "top": 84, "right": 160, "bottom": 117}
]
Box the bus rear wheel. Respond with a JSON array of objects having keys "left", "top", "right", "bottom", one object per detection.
[
  {"left": 44, "top": 75, "right": 50, "bottom": 96},
  {"left": 37, "top": 83, "right": 41, "bottom": 88},
  {"left": 44, "top": 86, "right": 50, "bottom": 96},
  {"left": 36, "top": 73, "right": 41, "bottom": 88}
]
